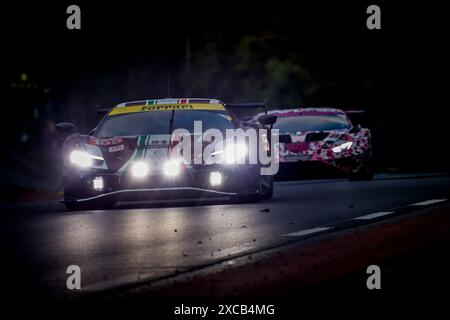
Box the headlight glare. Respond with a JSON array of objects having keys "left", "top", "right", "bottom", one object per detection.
[
  {"left": 131, "top": 161, "right": 148, "bottom": 178},
  {"left": 93, "top": 176, "right": 104, "bottom": 191},
  {"left": 210, "top": 171, "right": 222, "bottom": 186},
  {"left": 332, "top": 141, "right": 353, "bottom": 153},
  {"left": 164, "top": 160, "right": 180, "bottom": 176},
  {"left": 224, "top": 142, "right": 248, "bottom": 164},
  {"left": 70, "top": 150, "right": 93, "bottom": 168}
]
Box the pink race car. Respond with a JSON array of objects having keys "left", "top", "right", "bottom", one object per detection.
[{"left": 255, "top": 107, "right": 374, "bottom": 180}]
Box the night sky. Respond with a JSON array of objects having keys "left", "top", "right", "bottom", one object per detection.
[{"left": 1, "top": 1, "right": 448, "bottom": 170}]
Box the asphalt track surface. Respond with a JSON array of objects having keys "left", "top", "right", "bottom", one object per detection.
[{"left": 2, "top": 173, "right": 450, "bottom": 298}]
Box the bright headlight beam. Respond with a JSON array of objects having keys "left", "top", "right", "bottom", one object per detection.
[
  {"left": 69, "top": 150, "right": 104, "bottom": 168},
  {"left": 236, "top": 143, "right": 248, "bottom": 155},
  {"left": 332, "top": 141, "right": 353, "bottom": 153},
  {"left": 90, "top": 154, "right": 104, "bottom": 161},
  {"left": 210, "top": 171, "right": 222, "bottom": 186},
  {"left": 163, "top": 160, "right": 180, "bottom": 176},
  {"left": 93, "top": 176, "right": 104, "bottom": 191},
  {"left": 70, "top": 150, "right": 93, "bottom": 167},
  {"left": 131, "top": 161, "right": 148, "bottom": 178},
  {"left": 224, "top": 142, "right": 248, "bottom": 164}
]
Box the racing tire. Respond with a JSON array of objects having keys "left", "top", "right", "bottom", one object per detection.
[
  {"left": 260, "top": 175, "right": 274, "bottom": 200},
  {"left": 230, "top": 175, "right": 273, "bottom": 203},
  {"left": 230, "top": 193, "right": 260, "bottom": 203},
  {"left": 64, "top": 201, "right": 84, "bottom": 211},
  {"left": 348, "top": 159, "right": 374, "bottom": 181}
]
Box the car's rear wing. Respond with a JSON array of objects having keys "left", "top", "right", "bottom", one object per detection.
[
  {"left": 225, "top": 101, "right": 267, "bottom": 121},
  {"left": 97, "top": 100, "right": 269, "bottom": 121},
  {"left": 343, "top": 110, "right": 366, "bottom": 114},
  {"left": 343, "top": 109, "right": 371, "bottom": 127},
  {"left": 97, "top": 107, "right": 112, "bottom": 115}
]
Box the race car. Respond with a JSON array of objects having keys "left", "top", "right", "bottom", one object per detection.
[
  {"left": 253, "top": 107, "right": 374, "bottom": 180},
  {"left": 59, "top": 98, "right": 275, "bottom": 210}
]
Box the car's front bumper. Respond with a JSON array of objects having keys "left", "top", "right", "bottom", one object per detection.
[
  {"left": 277, "top": 154, "right": 369, "bottom": 179},
  {"left": 63, "top": 165, "right": 260, "bottom": 202}
]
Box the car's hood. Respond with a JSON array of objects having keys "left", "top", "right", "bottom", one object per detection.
[
  {"left": 278, "top": 128, "right": 370, "bottom": 162},
  {"left": 63, "top": 134, "right": 173, "bottom": 173},
  {"left": 280, "top": 129, "right": 348, "bottom": 149}
]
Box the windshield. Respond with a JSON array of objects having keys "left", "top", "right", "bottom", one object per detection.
[
  {"left": 274, "top": 115, "right": 350, "bottom": 133},
  {"left": 173, "top": 110, "right": 235, "bottom": 132},
  {"left": 95, "top": 110, "right": 235, "bottom": 138}
]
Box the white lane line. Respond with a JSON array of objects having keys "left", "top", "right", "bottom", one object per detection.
[
  {"left": 353, "top": 211, "right": 395, "bottom": 220},
  {"left": 411, "top": 199, "right": 447, "bottom": 206},
  {"left": 283, "top": 227, "right": 331, "bottom": 237}
]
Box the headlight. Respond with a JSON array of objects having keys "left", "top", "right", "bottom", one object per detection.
[
  {"left": 210, "top": 171, "right": 222, "bottom": 186},
  {"left": 163, "top": 160, "right": 180, "bottom": 176},
  {"left": 332, "top": 141, "right": 353, "bottom": 153},
  {"left": 224, "top": 142, "right": 248, "bottom": 164},
  {"left": 92, "top": 176, "right": 104, "bottom": 191},
  {"left": 131, "top": 161, "right": 148, "bottom": 178},
  {"left": 70, "top": 150, "right": 93, "bottom": 168}
]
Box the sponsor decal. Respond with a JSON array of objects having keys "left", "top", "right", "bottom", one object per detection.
[
  {"left": 109, "top": 144, "right": 125, "bottom": 153},
  {"left": 141, "top": 104, "right": 193, "bottom": 111},
  {"left": 90, "top": 137, "right": 123, "bottom": 146}
]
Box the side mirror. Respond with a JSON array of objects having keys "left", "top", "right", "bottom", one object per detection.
[
  {"left": 350, "top": 124, "right": 362, "bottom": 133},
  {"left": 56, "top": 122, "right": 76, "bottom": 134},
  {"left": 258, "top": 114, "right": 277, "bottom": 126}
]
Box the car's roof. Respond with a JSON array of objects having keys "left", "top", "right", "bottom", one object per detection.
[{"left": 115, "top": 98, "right": 223, "bottom": 108}]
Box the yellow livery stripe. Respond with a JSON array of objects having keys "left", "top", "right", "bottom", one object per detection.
[{"left": 109, "top": 103, "right": 225, "bottom": 116}]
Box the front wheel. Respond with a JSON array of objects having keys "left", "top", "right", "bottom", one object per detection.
[
  {"left": 260, "top": 175, "right": 274, "bottom": 199},
  {"left": 348, "top": 158, "right": 374, "bottom": 181},
  {"left": 64, "top": 201, "right": 84, "bottom": 211},
  {"left": 230, "top": 175, "right": 273, "bottom": 203}
]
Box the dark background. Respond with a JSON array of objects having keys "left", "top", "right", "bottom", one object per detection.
[{"left": 1, "top": 1, "right": 448, "bottom": 197}]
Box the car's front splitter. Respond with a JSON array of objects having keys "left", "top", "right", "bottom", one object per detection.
[
  {"left": 68, "top": 186, "right": 237, "bottom": 203},
  {"left": 63, "top": 165, "right": 261, "bottom": 202}
]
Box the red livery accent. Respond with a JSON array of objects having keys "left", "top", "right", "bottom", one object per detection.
[{"left": 89, "top": 137, "right": 124, "bottom": 146}]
